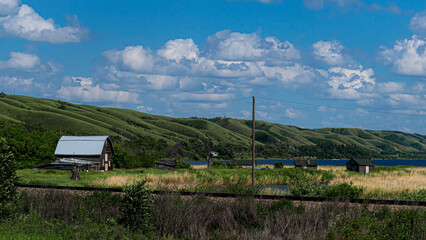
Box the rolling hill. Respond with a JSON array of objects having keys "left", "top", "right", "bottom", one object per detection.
[{"left": 0, "top": 94, "right": 425, "bottom": 157}]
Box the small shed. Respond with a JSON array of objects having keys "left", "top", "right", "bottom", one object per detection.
[
  {"left": 155, "top": 158, "right": 177, "bottom": 170},
  {"left": 294, "top": 159, "right": 318, "bottom": 169},
  {"left": 346, "top": 158, "right": 374, "bottom": 173},
  {"left": 35, "top": 136, "right": 114, "bottom": 171}
]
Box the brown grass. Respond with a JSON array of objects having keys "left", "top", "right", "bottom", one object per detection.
[{"left": 327, "top": 166, "right": 426, "bottom": 193}]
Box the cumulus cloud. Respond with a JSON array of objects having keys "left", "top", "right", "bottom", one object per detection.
[
  {"left": 57, "top": 77, "right": 139, "bottom": 103},
  {"left": 0, "top": 51, "right": 40, "bottom": 70},
  {"left": 100, "top": 30, "right": 311, "bottom": 93},
  {"left": 171, "top": 93, "right": 234, "bottom": 102},
  {"left": 205, "top": 30, "right": 300, "bottom": 61},
  {"left": 326, "top": 66, "right": 375, "bottom": 99},
  {"left": 0, "top": 1, "right": 88, "bottom": 43},
  {"left": 313, "top": 40, "right": 348, "bottom": 66},
  {"left": 410, "top": 11, "right": 426, "bottom": 35},
  {"left": 303, "top": 0, "right": 401, "bottom": 14},
  {"left": 136, "top": 105, "right": 153, "bottom": 112},
  {"left": 387, "top": 93, "right": 426, "bottom": 107},
  {"left": 157, "top": 38, "right": 199, "bottom": 63},
  {"left": 379, "top": 36, "right": 426, "bottom": 77}
]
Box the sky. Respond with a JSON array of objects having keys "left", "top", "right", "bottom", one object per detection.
[{"left": 0, "top": 0, "right": 425, "bottom": 134}]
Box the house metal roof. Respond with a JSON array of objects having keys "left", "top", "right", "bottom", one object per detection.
[{"left": 54, "top": 136, "right": 113, "bottom": 156}]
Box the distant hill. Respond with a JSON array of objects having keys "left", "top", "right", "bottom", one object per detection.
[{"left": 0, "top": 94, "right": 425, "bottom": 158}]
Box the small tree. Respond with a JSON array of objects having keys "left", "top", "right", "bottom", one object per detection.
[
  {"left": 273, "top": 161, "right": 284, "bottom": 169},
  {"left": 0, "top": 137, "right": 20, "bottom": 220},
  {"left": 119, "top": 180, "right": 154, "bottom": 233}
]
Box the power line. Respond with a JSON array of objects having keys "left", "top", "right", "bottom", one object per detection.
[{"left": 256, "top": 96, "right": 426, "bottom": 117}]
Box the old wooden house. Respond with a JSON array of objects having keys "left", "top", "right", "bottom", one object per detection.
[
  {"left": 294, "top": 159, "right": 318, "bottom": 169},
  {"left": 35, "top": 136, "right": 114, "bottom": 171},
  {"left": 155, "top": 158, "right": 177, "bottom": 170},
  {"left": 346, "top": 158, "right": 374, "bottom": 173}
]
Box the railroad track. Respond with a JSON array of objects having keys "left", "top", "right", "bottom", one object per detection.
[{"left": 17, "top": 184, "right": 426, "bottom": 207}]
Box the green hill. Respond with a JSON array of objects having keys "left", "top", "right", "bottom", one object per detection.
[{"left": 0, "top": 94, "right": 425, "bottom": 159}]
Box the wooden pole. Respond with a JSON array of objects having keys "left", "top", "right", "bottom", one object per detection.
[
  {"left": 207, "top": 137, "right": 211, "bottom": 169},
  {"left": 252, "top": 96, "right": 255, "bottom": 186}
]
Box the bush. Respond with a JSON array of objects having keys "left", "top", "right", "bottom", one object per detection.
[
  {"left": 119, "top": 180, "right": 154, "bottom": 233},
  {"left": 273, "top": 161, "right": 284, "bottom": 169},
  {"left": 0, "top": 137, "right": 20, "bottom": 220},
  {"left": 210, "top": 161, "right": 226, "bottom": 168},
  {"left": 176, "top": 159, "right": 191, "bottom": 169}
]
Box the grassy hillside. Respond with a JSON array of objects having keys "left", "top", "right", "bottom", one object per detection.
[{"left": 0, "top": 94, "right": 425, "bottom": 157}]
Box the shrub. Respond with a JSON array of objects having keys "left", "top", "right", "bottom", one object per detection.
[
  {"left": 0, "top": 137, "right": 20, "bottom": 220},
  {"left": 273, "top": 161, "right": 284, "bottom": 169},
  {"left": 119, "top": 180, "right": 154, "bottom": 233},
  {"left": 210, "top": 161, "right": 226, "bottom": 168},
  {"left": 289, "top": 182, "right": 363, "bottom": 198},
  {"left": 176, "top": 159, "right": 191, "bottom": 169}
]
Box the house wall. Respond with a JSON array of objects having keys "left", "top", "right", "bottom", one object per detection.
[{"left": 101, "top": 141, "right": 114, "bottom": 171}]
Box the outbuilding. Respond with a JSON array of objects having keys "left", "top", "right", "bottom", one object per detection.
[
  {"left": 35, "top": 136, "right": 114, "bottom": 171},
  {"left": 346, "top": 158, "right": 374, "bottom": 173},
  {"left": 294, "top": 159, "right": 318, "bottom": 169}
]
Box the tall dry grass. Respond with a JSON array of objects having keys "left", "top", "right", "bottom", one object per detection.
[{"left": 327, "top": 166, "right": 426, "bottom": 194}]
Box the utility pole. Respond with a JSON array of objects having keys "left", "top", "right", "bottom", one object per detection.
[
  {"left": 252, "top": 96, "right": 255, "bottom": 186},
  {"left": 207, "top": 137, "right": 211, "bottom": 169}
]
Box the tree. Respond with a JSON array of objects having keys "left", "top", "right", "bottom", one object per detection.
[{"left": 0, "top": 137, "right": 20, "bottom": 220}]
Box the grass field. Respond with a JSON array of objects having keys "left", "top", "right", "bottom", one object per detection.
[{"left": 18, "top": 165, "right": 426, "bottom": 200}]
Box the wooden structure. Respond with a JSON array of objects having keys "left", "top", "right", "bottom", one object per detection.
[
  {"left": 294, "top": 159, "right": 318, "bottom": 169},
  {"left": 346, "top": 158, "right": 374, "bottom": 173},
  {"left": 155, "top": 158, "right": 177, "bottom": 170},
  {"left": 35, "top": 136, "right": 114, "bottom": 171}
]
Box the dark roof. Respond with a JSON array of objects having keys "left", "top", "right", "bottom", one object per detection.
[
  {"left": 294, "top": 159, "right": 318, "bottom": 166},
  {"left": 346, "top": 158, "right": 374, "bottom": 166}
]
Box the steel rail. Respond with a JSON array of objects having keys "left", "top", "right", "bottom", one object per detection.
[{"left": 17, "top": 184, "right": 426, "bottom": 206}]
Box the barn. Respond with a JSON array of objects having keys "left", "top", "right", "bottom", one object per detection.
[
  {"left": 294, "top": 159, "right": 318, "bottom": 169},
  {"left": 35, "top": 136, "right": 114, "bottom": 171},
  {"left": 346, "top": 158, "right": 374, "bottom": 173}
]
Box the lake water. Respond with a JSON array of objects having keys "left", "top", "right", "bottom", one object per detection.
[{"left": 186, "top": 159, "right": 426, "bottom": 167}]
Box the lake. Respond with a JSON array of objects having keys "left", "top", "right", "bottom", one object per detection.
[{"left": 186, "top": 159, "right": 426, "bottom": 167}]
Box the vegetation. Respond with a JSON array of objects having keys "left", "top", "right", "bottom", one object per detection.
[
  {"left": 119, "top": 180, "right": 154, "bottom": 233},
  {"left": 0, "top": 189, "right": 424, "bottom": 239},
  {"left": 0, "top": 137, "right": 20, "bottom": 220}
]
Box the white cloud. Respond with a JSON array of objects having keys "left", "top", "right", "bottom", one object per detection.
[
  {"left": 313, "top": 40, "right": 346, "bottom": 66},
  {"left": 0, "top": 75, "right": 33, "bottom": 88},
  {"left": 103, "top": 46, "right": 154, "bottom": 73},
  {"left": 377, "top": 81, "right": 405, "bottom": 93},
  {"left": 262, "top": 63, "right": 316, "bottom": 85},
  {"left": 0, "top": 0, "right": 20, "bottom": 16},
  {"left": 57, "top": 77, "right": 139, "bottom": 103},
  {"left": 171, "top": 93, "right": 234, "bottom": 102},
  {"left": 0, "top": 51, "right": 40, "bottom": 70},
  {"left": 303, "top": 0, "right": 401, "bottom": 14},
  {"left": 157, "top": 38, "right": 199, "bottom": 63},
  {"left": 284, "top": 108, "right": 300, "bottom": 118},
  {"left": 205, "top": 30, "right": 300, "bottom": 61},
  {"left": 379, "top": 36, "right": 426, "bottom": 77},
  {"left": 136, "top": 105, "right": 153, "bottom": 112},
  {"left": 410, "top": 11, "right": 426, "bottom": 35},
  {"left": 327, "top": 66, "right": 375, "bottom": 99},
  {"left": 0, "top": 3, "right": 88, "bottom": 43},
  {"left": 142, "top": 74, "right": 178, "bottom": 90},
  {"left": 317, "top": 105, "right": 336, "bottom": 112},
  {"left": 387, "top": 94, "right": 426, "bottom": 107}
]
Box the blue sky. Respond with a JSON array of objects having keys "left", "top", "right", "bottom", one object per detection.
[{"left": 0, "top": 0, "right": 425, "bottom": 134}]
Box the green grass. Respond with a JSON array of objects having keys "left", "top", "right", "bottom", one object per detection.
[{"left": 1, "top": 94, "right": 425, "bottom": 156}]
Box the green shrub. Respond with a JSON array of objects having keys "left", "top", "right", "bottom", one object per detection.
[
  {"left": 273, "top": 161, "right": 284, "bottom": 169},
  {"left": 176, "top": 159, "right": 191, "bottom": 169},
  {"left": 119, "top": 180, "right": 154, "bottom": 233},
  {"left": 210, "top": 161, "right": 226, "bottom": 168},
  {"left": 0, "top": 137, "right": 20, "bottom": 220}
]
